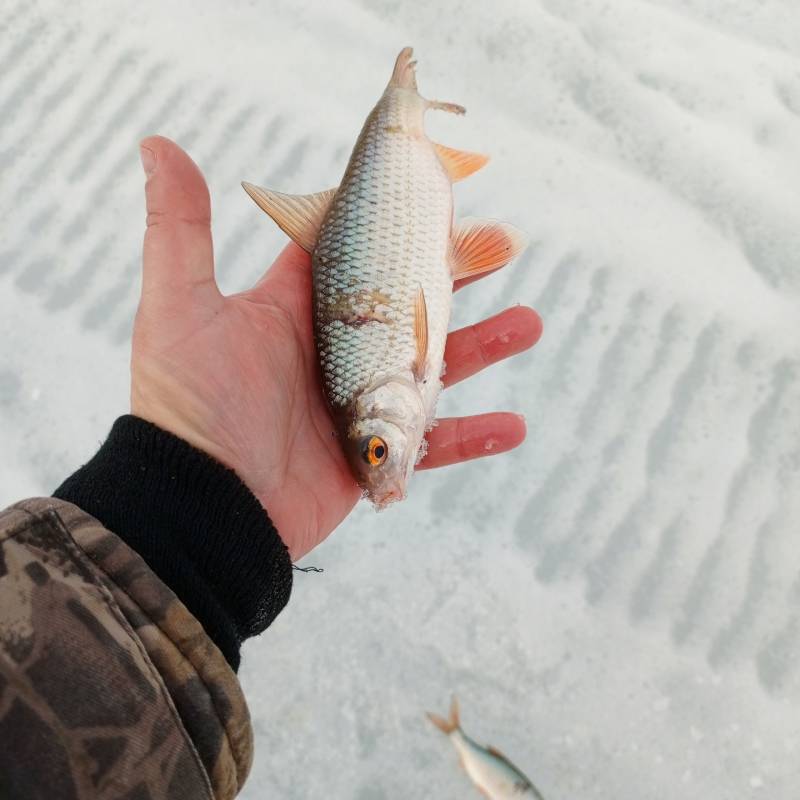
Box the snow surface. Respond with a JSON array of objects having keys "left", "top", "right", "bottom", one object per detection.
[{"left": 1, "top": 1, "right": 799, "bottom": 797}]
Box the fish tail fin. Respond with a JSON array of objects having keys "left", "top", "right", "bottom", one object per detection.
[
  {"left": 389, "top": 46, "right": 418, "bottom": 90},
  {"left": 426, "top": 711, "right": 453, "bottom": 734},
  {"left": 388, "top": 48, "right": 466, "bottom": 114},
  {"left": 449, "top": 695, "right": 461, "bottom": 729},
  {"left": 427, "top": 695, "right": 461, "bottom": 734}
]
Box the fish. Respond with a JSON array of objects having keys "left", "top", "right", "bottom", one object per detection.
[
  {"left": 428, "top": 697, "right": 546, "bottom": 799},
  {"left": 242, "top": 47, "right": 527, "bottom": 507}
]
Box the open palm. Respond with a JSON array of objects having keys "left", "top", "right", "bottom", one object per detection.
[{"left": 131, "top": 137, "right": 542, "bottom": 561}]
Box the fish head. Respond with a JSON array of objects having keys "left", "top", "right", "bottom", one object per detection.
[{"left": 344, "top": 377, "right": 426, "bottom": 508}]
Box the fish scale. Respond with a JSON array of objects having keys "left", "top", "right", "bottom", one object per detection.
[
  {"left": 243, "top": 47, "right": 527, "bottom": 505},
  {"left": 314, "top": 88, "right": 452, "bottom": 411}
]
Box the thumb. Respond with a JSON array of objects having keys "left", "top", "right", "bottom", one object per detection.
[{"left": 140, "top": 135, "right": 220, "bottom": 306}]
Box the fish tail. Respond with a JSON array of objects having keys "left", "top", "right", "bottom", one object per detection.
[
  {"left": 388, "top": 47, "right": 465, "bottom": 114},
  {"left": 427, "top": 695, "right": 461, "bottom": 734},
  {"left": 388, "top": 46, "right": 418, "bottom": 90}
]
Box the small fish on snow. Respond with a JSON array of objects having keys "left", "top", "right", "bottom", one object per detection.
[
  {"left": 428, "top": 697, "right": 546, "bottom": 799},
  {"left": 243, "top": 47, "right": 527, "bottom": 507}
]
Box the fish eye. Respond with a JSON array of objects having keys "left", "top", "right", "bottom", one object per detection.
[{"left": 362, "top": 436, "right": 388, "bottom": 466}]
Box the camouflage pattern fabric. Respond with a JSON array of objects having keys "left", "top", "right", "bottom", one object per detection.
[{"left": 0, "top": 498, "right": 253, "bottom": 799}]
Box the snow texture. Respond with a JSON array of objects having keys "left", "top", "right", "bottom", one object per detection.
[{"left": 1, "top": 1, "right": 799, "bottom": 797}]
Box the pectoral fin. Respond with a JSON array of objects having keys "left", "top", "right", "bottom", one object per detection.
[
  {"left": 450, "top": 217, "right": 528, "bottom": 281},
  {"left": 434, "top": 143, "right": 489, "bottom": 182},
  {"left": 413, "top": 286, "right": 429, "bottom": 381},
  {"left": 241, "top": 183, "right": 336, "bottom": 252}
]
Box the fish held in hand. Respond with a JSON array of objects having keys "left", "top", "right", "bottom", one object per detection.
[
  {"left": 428, "top": 697, "right": 545, "bottom": 799},
  {"left": 243, "top": 47, "right": 527, "bottom": 507}
]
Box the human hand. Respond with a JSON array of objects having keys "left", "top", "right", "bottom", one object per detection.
[{"left": 131, "top": 136, "right": 543, "bottom": 561}]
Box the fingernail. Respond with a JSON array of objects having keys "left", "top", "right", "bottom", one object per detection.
[{"left": 139, "top": 145, "right": 156, "bottom": 176}]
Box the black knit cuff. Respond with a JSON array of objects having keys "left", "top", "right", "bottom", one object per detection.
[{"left": 53, "top": 415, "right": 293, "bottom": 670}]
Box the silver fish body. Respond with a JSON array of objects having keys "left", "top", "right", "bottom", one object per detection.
[
  {"left": 429, "top": 698, "right": 545, "bottom": 799},
  {"left": 314, "top": 84, "right": 452, "bottom": 418},
  {"left": 243, "top": 48, "right": 527, "bottom": 506},
  {"left": 312, "top": 54, "right": 453, "bottom": 504}
]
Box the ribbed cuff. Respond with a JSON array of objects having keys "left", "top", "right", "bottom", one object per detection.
[{"left": 53, "top": 415, "right": 293, "bottom": 670}]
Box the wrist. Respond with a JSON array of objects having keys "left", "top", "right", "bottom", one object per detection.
[
  {"left": 130, "top": 370, "right": 247, "bottom": 482},
  {"left": 53, "top": 415, "right": 293, "bottom": 669}
]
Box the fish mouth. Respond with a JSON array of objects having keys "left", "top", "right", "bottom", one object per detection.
[
  {"left": 364, "top": 454, "right": 413, "bottom": 507},
  {"left": 372, "top": 485, "right": 405, "bottom": 508},
  {"left": 346, "top": 377, "right": 427, "bottom": 506},
  {"left": 368, "top": 448, "right": 417, "bottom": 508}
]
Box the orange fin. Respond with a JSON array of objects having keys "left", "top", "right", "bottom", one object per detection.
[
  {"left": 413, "top": 286, "right": 428, "bottom": 381},
  {"left": 449, "top": 695, "right": 461, "bottom": 729},
  {"left": 427, "top": 695, "right": 460, "bottom": 734},
  {"left": 426, "top": 711, "right": 452, "bottom": 734},
  {"left": 434, "top": 143, "right": 489, "bottom": 182},
  {"left": 450, "top": 217, "right": 528, "bottom": 281},
  {"left": 487, "top": 744, "right": 511, "bottom": 761},
  {"left": 241, "top": 183, "right": 336, "bottom": 252}
]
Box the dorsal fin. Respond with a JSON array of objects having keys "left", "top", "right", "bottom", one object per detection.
[
  {"left": 241, "top": 183, "right": 336, "bottom": 252},
  {"left": 487, "top": 744, "right": 511, "bottom": 762},
  {"left": 434, "top": 143, "right": 489, "bottom": 182},
  {"left": 449, "top": 217, "right": 528, "bottom": 281}
]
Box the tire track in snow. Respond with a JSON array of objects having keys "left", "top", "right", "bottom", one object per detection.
[
  {"left": 0, "top": 34, "right": 115, "bottom": 172},
  {"left": 532, "top": 299, "right": 687, "bottom": 583},
  {"left": 431, "top": 250, "right": 584, "bottom": 516},
  {"left": 672, "top": 359, "right": 798, "bottom": 647}
]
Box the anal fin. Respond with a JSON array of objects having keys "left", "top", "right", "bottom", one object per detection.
[{"left": 487, "top": 744, "right": 511, "bottom": 762}]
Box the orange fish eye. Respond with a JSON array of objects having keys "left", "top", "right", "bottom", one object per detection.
[{"left": 362, "top": 436, "right": 388, "bottom": 466}]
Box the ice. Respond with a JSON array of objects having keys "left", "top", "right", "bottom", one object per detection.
[{"left": 1, "top": 1, "right": 799, "bottom": 797}]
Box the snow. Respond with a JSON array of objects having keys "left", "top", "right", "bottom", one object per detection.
[{"left": 1, "top": 0, "right": 799, "bottom": 797}]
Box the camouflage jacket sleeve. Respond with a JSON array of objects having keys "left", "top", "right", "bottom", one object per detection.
[
  {"left": 52, "top": 416, "right": 294, "bottom": 673},
  {"left": 0, "top": 497, "right": 254, "bottom": 800}
]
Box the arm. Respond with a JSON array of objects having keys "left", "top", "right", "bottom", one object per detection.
[
  {"left": 0, "top": 497, "right": 252, "bottom": 800},
  {"left": 0, "top": 136, "right": 542, "bottom": 799},
  {"left": 53, "top": 414, "right": 291, "bottom": 670}
]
